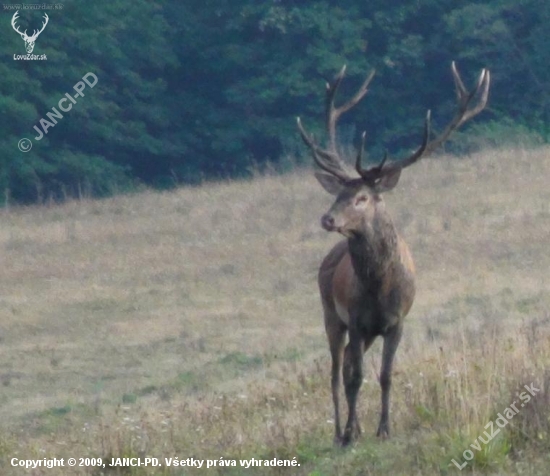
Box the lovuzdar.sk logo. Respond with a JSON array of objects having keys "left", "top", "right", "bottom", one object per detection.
[{"left": 11, "top": 10, "right": 48, "bottom": 60}]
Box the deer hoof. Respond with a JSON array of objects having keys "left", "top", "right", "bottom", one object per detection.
[
  {"left": 376, "top": 425, "right": 390, "bottom": 439},
  {"left": 341, "top": 434, "right": 352, "bottom": 447},
  {"left": 342, "top": 422, "right": 361, "bottom": 446}
]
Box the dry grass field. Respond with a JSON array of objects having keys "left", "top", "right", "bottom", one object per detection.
[{"left": 0, "top": 147, "right": 549, "bottom": 475}]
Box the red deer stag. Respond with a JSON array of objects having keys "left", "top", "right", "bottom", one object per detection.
[{"left": 297, "top": 62, "right": 490, "bottom": 446}]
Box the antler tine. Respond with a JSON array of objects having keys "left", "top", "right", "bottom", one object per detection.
[
  {"left": 28, "top": 13, "right": 49, "bottom": 40},
  {"left": 297, "top": 117, "right": 351, "bottom": 182},
  {"left": 325, "top": 65, "right": 348, "bottom": 153},
  {"left": 451, "top": 61, "right": 468, "bottom": 100},
  {"left": 326, "top": 66, "right": 376, "bottom": 154},
  {"left": 355, "top": 132, "right": 367, "bottom": 177},
  {"left": 355, "top": 132, "right": 389, "bottom": 179},
  {"left": 339, "top": 69, "right": 376, "bottom": 116},
  {"left": 325, "top": 65, "right": 347, "bottom": 118},
  {"left": 11, "top": 11, "right": 26, "bottom": 37},
  {"left": 383, "top": 109, "right": 431, "bottom": 174},
  {"left": 356, "top": 110, "right": 430, "bottom": 184},
  {"left": 459, "top": 69, "right": 490, "bottom": 125},
  {"left": 39, "top": 13, "right": 48, "bottom": 32}
]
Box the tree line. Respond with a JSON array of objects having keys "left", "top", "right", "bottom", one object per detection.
[{"left": 1, "top": 0, "right": 549, "bottom": 203}]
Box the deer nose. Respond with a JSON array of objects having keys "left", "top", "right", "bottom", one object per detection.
[{"left": 321, "top": 214, "right": 335, "bottom": 231}]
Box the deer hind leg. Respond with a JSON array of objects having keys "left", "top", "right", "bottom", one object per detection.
[
  {"left": 342, "top": 332, "right": 376, "bottom": 446},
  {"left": 326, "top": 316, "right": 346, "bottom": 445},
  {"left": 377, "top": 323, "right": 403, "bottom": 438}
]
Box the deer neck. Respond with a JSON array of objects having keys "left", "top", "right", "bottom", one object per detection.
[{"left": 347, "top": 208, "right": 398, "bottom": 283}]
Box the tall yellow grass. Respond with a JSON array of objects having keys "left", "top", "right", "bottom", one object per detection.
[{"left": 0, "top": 147, "right": 549, "bottom": 475}]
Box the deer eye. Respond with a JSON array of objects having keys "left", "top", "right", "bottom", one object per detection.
[{"left": 355, "top": 195, "right": 368, "bottom": 205}]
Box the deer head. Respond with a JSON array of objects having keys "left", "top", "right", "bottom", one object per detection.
[
  {"left": 297, "top": 62, "right": 490, "bottom": 237},
  {"left": 11, "top": 11, "right": 49, "bottom": 54}
]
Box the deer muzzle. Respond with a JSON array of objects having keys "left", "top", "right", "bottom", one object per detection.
[{"left": 321, "top": 214, "right": 336, "bottom": 232}]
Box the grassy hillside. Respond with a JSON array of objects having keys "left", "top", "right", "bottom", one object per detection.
[{"left": 0, "top": 147, "right": 549, "bottom": 475}]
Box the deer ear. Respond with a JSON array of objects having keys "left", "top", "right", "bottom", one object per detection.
[
  {"left": 373, "top": 168, "right": 402, "bottom": 193},
  {"left": 314, "top": 171, "right": 344, "bottom": 195}
]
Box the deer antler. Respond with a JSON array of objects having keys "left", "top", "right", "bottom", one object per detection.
[
  {"left": 356, "top": 110, "right": 431, "bottom": 184},
  {"left": 422, "top": 62, "right": 490, "bottom": 156},
  {"left": 28, "top": 13, "right": 49, "bottom": 40},
  {"left": 11, "top": 11, "right": 48, "bottom": 40},
  {"left": 325, "top": 65, "right": 376, "bottom": 154},
  {"left": 11, "top": 11, "right": 27, "bottom": 38},
  {"left": 356, "top": 62, "right": 490, "bottom": 183},
  {"left": 297, "top": 117, "right": 351, "bottom": 181},
  {"left": 298, "top": 62, "right": 490, "bottom": 186},
  {"left": 297, "top": 66, "right": 376, "bottom": 182}
]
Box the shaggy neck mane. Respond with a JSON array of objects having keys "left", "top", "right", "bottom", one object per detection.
[{"left": 347, "top": 206, "right": 399, "bottom": 283}]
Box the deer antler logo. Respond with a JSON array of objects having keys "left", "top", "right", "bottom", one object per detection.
[{"left": 11, "top": 11, "right": 49, "bottom": 54}]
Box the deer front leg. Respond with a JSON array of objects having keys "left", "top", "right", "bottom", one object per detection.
[
  {"left": 342, "top": 329, "right": 364, "bottom": 446},
  {"left": 326, "top": 317, "right": 346, "bottom": 445},
  {"left": 377, "top": 323, "right": 403, "bottom": 438}
]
